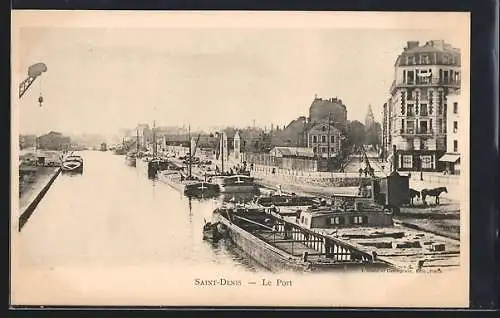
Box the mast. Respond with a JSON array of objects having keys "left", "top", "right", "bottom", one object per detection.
[
  {"left": 221, "top": 132, "right": 224, "bottom": 174},
  {"left": 188, "top": 124, "right": 192, "bottom": 178},
  {"left": 135, "top": 129, "right": 140, "bottom": 153},
  {"left": 153, "top": 120, "right": 156, "bottom": 157}
]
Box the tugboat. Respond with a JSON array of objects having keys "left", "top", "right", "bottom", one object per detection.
[{"left": 61, "top": 153, "right": 84, "bottom": 174}]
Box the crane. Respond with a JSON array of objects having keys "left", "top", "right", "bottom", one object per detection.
[{"left": 19, "top": 62, "right": 47, "bottom": 105}]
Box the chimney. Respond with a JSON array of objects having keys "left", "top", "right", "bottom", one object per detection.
[{"left": 406, "top": 41, "right": 419, "bottom": 50}]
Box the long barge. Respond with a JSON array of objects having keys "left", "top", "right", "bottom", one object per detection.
[{"left": 205, "top": 206, "right": 394, "bottom": 272}]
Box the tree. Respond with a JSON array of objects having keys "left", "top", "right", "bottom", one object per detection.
[
  {"left": 346, "top": 120, "right": 366, "bottom": 147},
  {"left": 365, "top": 122, "right": 382, "bottom": 148}
]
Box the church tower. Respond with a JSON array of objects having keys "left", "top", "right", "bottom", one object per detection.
[{"left": 365, "top": 104, "right": 375, "bottom": 129}]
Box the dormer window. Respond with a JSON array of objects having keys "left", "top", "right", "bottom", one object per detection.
[
  {"left": 406, "top": 55, "right": 416, "bottom": 65},
  {"left": 420, "top": 55, "right": 429, "bottom": 64}
]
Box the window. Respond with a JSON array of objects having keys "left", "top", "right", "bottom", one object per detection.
[
  {"left": 352, "top": 216, "right": 365, "bottom": 225},
  {"left": 438, "top": 119, "right": 443, "bottom": 133},
  {"left": 401, "top": 119, "right": 405, "bottom": 133},
  {"left": 330, "top": 135, "right": 335, "bottom": 143},
  {"left": 322, "top": 126, "right": 326, "bottom": 132},
  {"left": 419, "top": 121, "right": 428, "bottom": 134},
  {"left": 453, "top": 102, "right": 458, "bottom": 114},
  {"left": 407, "top": 70, "right": 415, "bottom": 84},
  {"left": 407, "top": 104, "right": 414, "bottom": 116},
  {"left": 406, "top": 55, "right": 416, "bottom": 65},
  {"left": 421, "top": 155, "right": 432, "bottom": 169},
  {"left": 453, "top": 140, "right": 458, "bottom": 153},
  {"left": 420, "top": 55, "right": 429, "bottom": 64},
  {"left": 420, "top": 104, "right": 428, "bottom": 116},
  {"left": 321, "top": 135, "right": 326, "bottom": 143},
  {"left": 321, "top": 147, "right": 326, "bottom": 153},
  {"left": 443, "top": 55, "right": 449, "bottom": 64},
  {"left": 313, "top": 135, "right": 317, "bottom": 143},
  {"left": 453, "top": 121, "right": 458, "bottom": 133},
  {"left": 330, "top": 147, "right": 335, "bottom": 153},
  {"left": 403, "top": 155, "right": 413, "bottom": 168},
  {"left": 420, "top": 139, "right": 427, "bottom": 150},
  {"left": 406, "top": 121, "right": 415, "bottom": 134},
  {"left": 330, "top": 216, "right": 342, "bottom": 225}
]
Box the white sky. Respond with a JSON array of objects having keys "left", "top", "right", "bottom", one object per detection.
[{"left": 14, "top": 12, "right": 467, "bottom": 137}]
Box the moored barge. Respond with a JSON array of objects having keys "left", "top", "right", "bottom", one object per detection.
[{"left": 204, "top": 205, "right": 394, "bottom": 272}]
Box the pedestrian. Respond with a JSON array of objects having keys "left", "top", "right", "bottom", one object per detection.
[{"left": 358, "top": 168, "right": 363, "bottom": 177}]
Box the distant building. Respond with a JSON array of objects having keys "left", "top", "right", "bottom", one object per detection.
[
  {"left": 19, "top": 134, "right": 37, "bottom": 149},
  {"left": 37, "top": 131, "right": 71, "bottom": 150},
  {"left": 306, "top": 122, "right": 342, "bottom": 158},
  {"left": 269, "top": 147, "right": 314, "bottom": 158},
  {"left": 272, "top": 96, "right": 347, "bottom": 160},
  {"left": 438, "top": 90, "right": 462, "bottom": 174},
  {"left": 365, "top": 104, "right": 375, "bottom": 129},
  {"left": 136, "top": 124, "right": 151, "bottom": 147},
  {"left": 383, "top": 40, "right": 461, "bottom": 171},
  {"left": 308, "top": 96, "right": 348, "bottom": 130}
]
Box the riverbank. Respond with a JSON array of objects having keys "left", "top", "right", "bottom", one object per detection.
[
  {"left": 252, "top": 170, "right": 461, "bottom": 240},
  {"left": 18, "top": 166, "right": 61, "bottom": 231}
]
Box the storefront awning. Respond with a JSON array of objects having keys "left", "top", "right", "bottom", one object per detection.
[{"left": 438, "top": 154, "right": 460, "bottom": 163}]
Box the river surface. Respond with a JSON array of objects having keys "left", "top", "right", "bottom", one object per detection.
[{"left": 16, "top": 150, "right": 267, "bottom": 274}]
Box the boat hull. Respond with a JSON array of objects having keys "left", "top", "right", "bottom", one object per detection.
[
  {"left": 215, "top": 214, "right": 309, "bottom": 272},
  {"left": 125, "top": 156, "right": 136, "bottom": 167},
  {"left": 158, "top": 172, "right": 220, "bottom": 197},
  {"left": 212, "top": 210, "right": 393, "bottom": 273},
  {"left": 219, "top": 185, "right": 259, "bottom": 193},
  {"left": 61, "top": 157, "right": 83, "bottom": 174}
]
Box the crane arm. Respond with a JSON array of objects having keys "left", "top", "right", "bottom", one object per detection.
[
  {"left": 19, "top": 63, "right": 47, "bottom": 99},
  {"left": 19, "top": 76, "right": 38, "bottom": 99}
]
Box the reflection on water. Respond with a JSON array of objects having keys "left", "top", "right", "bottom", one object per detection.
[{"left": 18, "top": 150, "right": 268, "bottom": 273}]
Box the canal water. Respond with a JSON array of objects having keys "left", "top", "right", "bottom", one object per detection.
[{"left": 17, "top": 150, "right": 267, "bottom": 274}]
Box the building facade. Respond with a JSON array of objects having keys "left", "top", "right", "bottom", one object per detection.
[
  {"left": 306, "top": 122, "right": 342, "bottom": 158},
  {"left": 438, "top": 90, "right": 462, "bottom": 174},
  {"left": 383, "top": 40, "right": 461, "bottom": 171}
]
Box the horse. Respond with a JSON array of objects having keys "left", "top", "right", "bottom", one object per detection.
[
  {"left": 408, "top": 188, "right": 420, "bottom": 205},
  {"left": 421, "top": 187, "right": 448, "bottom": 205}
]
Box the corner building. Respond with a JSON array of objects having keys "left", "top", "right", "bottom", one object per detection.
[{"left": 384, "top": 40, "right": 461, "bottom": 171}]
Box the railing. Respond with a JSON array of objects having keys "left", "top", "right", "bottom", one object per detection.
[
  {"left": 394, "top": 78, "right": 461, "bottom": 87},
  {"left": 270, "top": 218, "right": 374, "bottom": 262},
  {"left": 400, "top": 129, "right": 434, "bottom": 136}
]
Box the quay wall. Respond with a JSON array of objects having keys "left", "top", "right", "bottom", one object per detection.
[
  {"left": 242, "top": 153, "right": 319, "bottom": 172},
  {"left": 252, "top": 166, "right": 372, "bottom": 188},
  {"left": 19, "top": 168, "right": 61, "bottom": 231}
]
